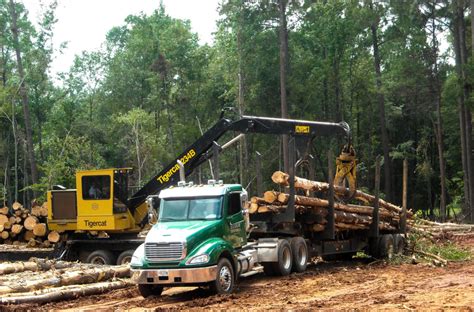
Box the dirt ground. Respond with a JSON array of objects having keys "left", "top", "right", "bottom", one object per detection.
[{"left": 3, "top": 236, "right": 474, "bottom": 311}]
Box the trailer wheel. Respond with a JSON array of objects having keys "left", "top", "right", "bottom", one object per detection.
[
  {"left": 394, "top": 234, "right": 406, "bottom": 255},
  {"left": 379, "top": 234, "right": 395, "bottom": 259},
  {"left": 86, "top": 250, "right": 115, "bottom": 265},
  {"left": 117, "top": 250, "right": 135, "bottom": 265},
  {"left": 290, "top": 237, "right": 307, "bottom": 273},
  {"left": 272, "top": 239, "right": 292, "bottom": 276},
  {"left": 138, "top": 284, "right": 163, "bottom": 298},
  {"left": 210, "top": 258, "right": 235, "bottom": 294}
]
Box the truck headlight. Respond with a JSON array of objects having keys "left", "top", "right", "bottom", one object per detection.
[{"left": 186, "top": 254, "right": 209, "bottom": 265}]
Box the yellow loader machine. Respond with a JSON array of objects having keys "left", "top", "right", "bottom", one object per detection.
[{"left": 44, "top": 114, "right": 356, "bottom": 265}]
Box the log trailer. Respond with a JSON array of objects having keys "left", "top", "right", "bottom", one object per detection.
[
  {"left": 129, "top": 115, "right": 407, "bottom": 297},
  {"left": 38, "top": 114, "right": 355, "bottom": 265}
]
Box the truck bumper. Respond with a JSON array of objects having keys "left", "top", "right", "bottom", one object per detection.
[{"left": 131, "top": 266, "right": 217, "bottom": 285}]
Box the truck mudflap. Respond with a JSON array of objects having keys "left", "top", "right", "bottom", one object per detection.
[{"left": 131, "top": 266, "right": 217, "bottom": 284}]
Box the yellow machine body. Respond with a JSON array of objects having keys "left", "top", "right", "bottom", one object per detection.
[
  {"left": 47, "top": 168, "right": 146, "bottom": 233},
  {"left": 334, "top": 144, "right": 357, "bottom": 201}
]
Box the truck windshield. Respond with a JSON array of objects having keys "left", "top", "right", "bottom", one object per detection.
[{"left": 159, "top": 197, "right": 223, "bottom": 221}]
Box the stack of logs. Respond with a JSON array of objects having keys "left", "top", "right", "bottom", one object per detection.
[
  {"left": 0, "top": 201, "right": 60, "bottom": 248},
  {"left": 248, "top": 171, "right": 410, "bottom": 232}
]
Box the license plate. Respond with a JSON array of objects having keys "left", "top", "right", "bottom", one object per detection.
[{"left": 157, "top": 270, "right": 168, "bottom": 277}]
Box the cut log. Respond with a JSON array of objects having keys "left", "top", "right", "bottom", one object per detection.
[
  {"left": 249, "top": 203, "right": 259, "bottom": 214},
  {"left": 312, "top": 224, "right": 325, "bottom": 232},
  {"left": 0, "top": 214, "right": 8, "bottom": 225},
  {"left": 32, "top": 223, "right": 47, "bottom": 237},
  {"left": 263, "top": 191, "right": 280, "bottom": 204},
  {"left": 250, "top": 197, "right": 267, "bottom": 205},
  {"left": 27, "top": 239, "right": 40, "bottom": 248},
  {"left": 12, "top": 202, "right": 22, "bottom": 211},
  {"left": 0, "top": 206, "right": 8, "bottom": 215},
  {"left": 47, "top": 230, "right": 60, "bottom": 243},
  {"left": 3, "top": 221, "right": 11, "bottom": 230},
  {"left": 11, "top": 224, "right": 23, "bottom": 234},
  {"left": 1, "top": 231, "right": 9, "bottom": 240},
  {"left": 334, "top": 211, "right": 372, "bottom": 225},
  {"left": 0, "top": 280, "right": 133, "bottom": 305},
  {"left": 335, "top": 223, "right": 367, "bottom": 230},
  {"left": 272, "top": 171, "right": 406, "bottom": 214},
  {"left": 23, "top": 230, "right": 35, "bottom": 242},
  {"left": 0, "top": 224, "right": 3, "bottom": 232},
  {"left": 0, "top": 265, "right": 130, "bottom": 295},
  {"left": 8, "top": 216, "right": 16, "bottom": 224},
  {"left": 14, "top": 216, "right": 22, "bottom": 224},
  {"left": 42, "top": 240, "right": 51, "bottom": 248},
  {"left": 40, "top": 202, "right": 48, "bottom": 217},
  {"left": 24, "top": 216, "right": 39, "bottom": 231}
]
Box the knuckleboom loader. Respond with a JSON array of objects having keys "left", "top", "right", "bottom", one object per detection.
[
  {"left": 47, "top": 114, "right": 356, "bottom": 265},
  {"left": 127, "top": 115, "right": 403, "bottom": 298}
]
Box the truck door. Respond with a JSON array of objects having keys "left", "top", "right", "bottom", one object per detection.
[{"left": 225, "top": 191, "right": 247, "bottom": 248}]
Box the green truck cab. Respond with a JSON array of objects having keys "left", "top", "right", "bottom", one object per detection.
[{"left": 130, "top": 181, "right": 250, "bottom": 296}]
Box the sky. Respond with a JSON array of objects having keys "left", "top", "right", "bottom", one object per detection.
[{"left": 22, "top": 0, "right": 220, "bottom": 77}]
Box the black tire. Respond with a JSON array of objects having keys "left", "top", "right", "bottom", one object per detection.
[
  {"left": 379, "top": 234, "right": 395, "bottom": 259},
  {"left": 117, "top": 250, "right": 135, "bottom": 265},
  {"left": 272, "top": 239, "right": 292, "bottom": 276},
  {"left": 394, "top": 234, "right": 406, "bottom": 255},
  {"left": 290, "top": 237, "right": 308, "bottom": 272},
  {"left": 138, "top": 284, "right": 163, "bottom": 298},
  {"left": 262, "top": 263, "right": 276, "bottom": 276},
  {"left": 210, "top": 258, "right": 235, "bottom": 294},
  {"left": 86, "top": 250, "right": 115, "bottom": 265}
]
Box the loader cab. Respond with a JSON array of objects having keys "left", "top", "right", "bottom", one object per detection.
[{"left": 47, "top": 168, "right": 136, "bottom": 232}]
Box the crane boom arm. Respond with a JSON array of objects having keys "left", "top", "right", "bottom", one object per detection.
[{"left": 128, "top": 115, "right": 351, "bottom": 211}]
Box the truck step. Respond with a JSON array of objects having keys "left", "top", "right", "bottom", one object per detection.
[{"left": 240, "top": 265, "right": 263, "bottom": 277}]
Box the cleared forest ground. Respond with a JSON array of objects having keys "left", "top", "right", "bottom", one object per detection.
[{"left": 1, "top": 235, "right": 471, "bottom": 312}]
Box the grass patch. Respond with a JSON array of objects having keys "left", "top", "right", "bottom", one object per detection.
[{"left": 408, "top": 233, "right": 471, "bottom": 262}]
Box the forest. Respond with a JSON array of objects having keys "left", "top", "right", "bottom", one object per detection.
[{"left": 0, "top": 0, "right": 472, "bottom": 222}]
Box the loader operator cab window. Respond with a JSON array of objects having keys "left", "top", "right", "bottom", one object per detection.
[{"left": 82, "top": 175, "right": 111, "bottom": 200}]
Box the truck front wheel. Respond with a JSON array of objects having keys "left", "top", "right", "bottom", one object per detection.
[
  {"left": 210, "top": 258, "right": 234, "bottom": 294},
  {"left": 138, "top": 284, "right": 163, "bottom": 298}
]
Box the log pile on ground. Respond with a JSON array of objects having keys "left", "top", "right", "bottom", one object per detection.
[
  {"left": 248, "top": 171, "right": 410, "bottom": 232},
  {"left": 0, "top": 258, "right": 131, "bottom": 305},
  {"left": 409, "top": 218, "right": 474, "bottom": 239},
  {"left": 0, "top": 201, "right": 59, "bottom": 248}
]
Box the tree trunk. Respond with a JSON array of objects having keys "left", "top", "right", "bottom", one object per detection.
[
  {"left": 279, "top": 0, "right": 289, "bottom": 172},
  {"left": 453, "top": 0, "right": 472, "bottom": 219},
  {"left": 8, "top": 0, "right": 39, "bottom": 190},
  {"left": 369, "top": 0, "right": 392, "bottom": 201}
]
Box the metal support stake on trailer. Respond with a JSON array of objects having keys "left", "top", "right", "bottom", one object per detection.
[
  {"left": 370, "top": 156, "right": 381, "bottom": 238},
  {"left": 400, "top": 159, "right": 408, "bottom": 234},
  {"left": 322, "top": 150, "right": 335, "bottom": 240},
  {"left": 287, "top": 137, "right": 296, "bottom": 222},
  {"left": 256, "top": 151, "right": 263, "bottom": 197}
]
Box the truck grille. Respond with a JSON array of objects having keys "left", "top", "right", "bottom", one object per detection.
[{"left": 145, "top": 242, "right": 185, "bottom": 262}]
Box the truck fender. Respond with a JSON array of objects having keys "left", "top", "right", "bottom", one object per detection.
[{"left": 187, "top": 237, "right": 237, "bottom": 272}]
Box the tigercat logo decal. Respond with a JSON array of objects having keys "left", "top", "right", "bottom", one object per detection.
[
  {"left": 295, "top": 125, "right": 310, "bottom": 134},
  {"left": 157, "top": 149, "right": 196, "bottom": 183},
  {"left": 84, "top": 220, "right": 107, "bottom": 228}
]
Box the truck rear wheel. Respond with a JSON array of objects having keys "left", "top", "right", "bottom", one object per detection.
[
  {"left": 86, "top": 250, "right": 115, "bottom": 265},
  {"left": 210, "top": 258, "right": 234, "bottom": 294},
  {"left": 272, "top": 239, "right": 292, "bottom": 276},
  {"left": 117, "top": 250, "right": 135, "bottom": 265},
  {"left": 138, "top": 284, "right": 163, "bottom": 298},
  {"left": 379, "top": 234, "right": 395, "bottom": 259},
  {"left": 394, "top": 234, "right": 406, "bottom": 255},
  {"left": 290, "top": 237, "right": 307, "bottom": 273}
]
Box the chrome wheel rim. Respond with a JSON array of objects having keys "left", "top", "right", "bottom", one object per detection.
[
  {"left": 90, "top": 256, "right": 106, "bottom": 265},
  {"left": 218, "top": 265, "right": 232, "bottom": 292},
  {"left": 120, "top": 256, "right": 132, "bottom": 264},
  {"left": 298, "top": 244, "right": 307, "bottom": 266},
  {"left": 282, "top": 247, "right": 291, "bottom": 270}
]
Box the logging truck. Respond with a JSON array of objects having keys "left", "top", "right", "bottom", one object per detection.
[
  {"left": 130, "top": 116, "right": 408, "bottom": 297},
  {"left": 0, "top": 114, "right": 361, "bottom": 265}
]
